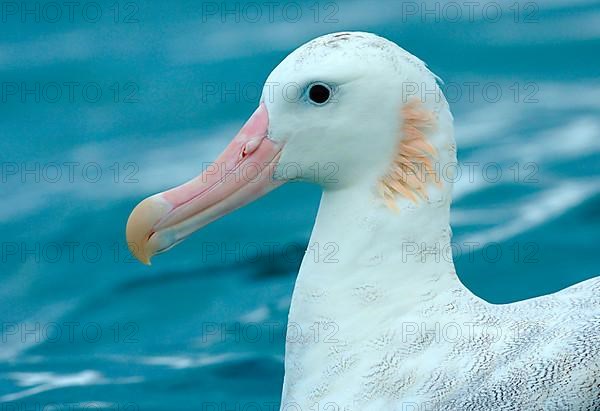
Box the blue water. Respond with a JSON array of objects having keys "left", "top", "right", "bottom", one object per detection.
[{"left": 1, "top": 1, "right": 600, "bottom": 409}]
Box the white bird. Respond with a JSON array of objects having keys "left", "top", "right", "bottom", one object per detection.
[{"left": 126, "top": 32, "right": 600, "bottom": 410}]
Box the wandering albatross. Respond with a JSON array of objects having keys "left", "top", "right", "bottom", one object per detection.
[{"left": 126, "top": 32, "right": 600, "bottom": 410}]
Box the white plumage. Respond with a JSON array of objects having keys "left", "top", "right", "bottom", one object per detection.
[
  {"left": 267, "top": 32, "right": 600, "bottom": 411},
  {"left": 125, "top": 31, "right": 600, "bottom": 410}
]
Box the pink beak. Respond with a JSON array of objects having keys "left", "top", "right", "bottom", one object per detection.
[{"left": 126, "top": 103, "right": 283, "bottom": 265}]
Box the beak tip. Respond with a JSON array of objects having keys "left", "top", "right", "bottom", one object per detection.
[
  {"left": 125, "top": 236, "right": 152, "bottom": 266},
  {"left": 126, "top": 196, "right": 170, "bottom": 266}
]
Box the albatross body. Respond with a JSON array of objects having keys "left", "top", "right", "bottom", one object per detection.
[{"left": 126, "top": 32, "right": 600, "bottom": 410}]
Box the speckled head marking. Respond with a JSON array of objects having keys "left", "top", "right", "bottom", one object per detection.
[
  {"left": 378, "top": 98, "right": 439, "bottom": 210},
  {"left": 258, "top": 32, "right": 454, "bottom": 197}
]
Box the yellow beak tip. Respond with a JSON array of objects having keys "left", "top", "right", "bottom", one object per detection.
[
  {"left": 126, "top": 196, "right": 171, "bottom": 266},
  {"left": 125, "top": 240, "right": 152, "bottom": 266}
]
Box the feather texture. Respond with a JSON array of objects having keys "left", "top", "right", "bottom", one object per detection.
[{"left": 380, "top": 98, "right": 440, "bottom": 209}]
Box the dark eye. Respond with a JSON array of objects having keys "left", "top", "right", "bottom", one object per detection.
[{"left": 308, "top": 83, "right": 332, "bottom": 105}]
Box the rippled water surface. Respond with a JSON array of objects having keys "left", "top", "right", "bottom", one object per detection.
[{"left": 1, "top": 1, "right": 600, "bottom": 409}]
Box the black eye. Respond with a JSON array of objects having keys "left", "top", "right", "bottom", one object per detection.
[{"left": 308, "top": 83, "right": 332, "bottom": 105}]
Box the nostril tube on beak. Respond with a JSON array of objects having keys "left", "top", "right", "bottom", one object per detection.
[{"left": 241, "top": 137, "right": 263, "bottom": 159}]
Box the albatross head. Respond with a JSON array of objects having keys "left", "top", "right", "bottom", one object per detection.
[{"left": 126, "top": 31, "right": 455, "bottom": 264}]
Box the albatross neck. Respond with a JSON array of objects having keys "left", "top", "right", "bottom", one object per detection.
[{"left": 289, "top": 180, "right": 462, "bottom": 328}]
